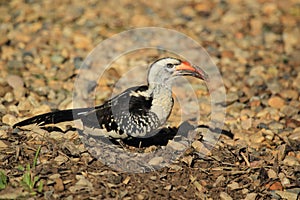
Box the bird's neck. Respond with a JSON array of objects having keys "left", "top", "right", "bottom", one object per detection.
[
  {"left": 147, "top": 82, "right": 174, "bottom": 123},
  {"left": 148, "top": 82, "right": 172, "bottom": 98}
]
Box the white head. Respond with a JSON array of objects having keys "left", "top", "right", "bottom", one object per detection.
[{"left": 147, "top": 57, "right": 208, "bottom": 87}]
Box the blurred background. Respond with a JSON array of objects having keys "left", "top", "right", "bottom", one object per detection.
[{"left": 0, "top": 0, "right": 300, "bottom": 199}]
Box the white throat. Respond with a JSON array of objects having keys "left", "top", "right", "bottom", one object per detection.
[{"left": 147, "top": 83, "right": 174, "bottom": 124}]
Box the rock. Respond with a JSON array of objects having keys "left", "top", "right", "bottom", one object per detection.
[
  {"left": 241, "top": 118, "right": 252, "bottom": 130},
  {"left": 54, "top": 178, "right": 64, "bottom": 192},
  {"left": 280, "top": 89, "right": 298, "bottom": 100},
  {"left": 283, "top": 155, "right": 299, "bottom": 166},
  {"left": 267, "top": 80, "right": 281, "bottom": 94},
  {"left": 219, "top": 191, "right": 233, "bottom": 200},
  {"left": 73, "top": 33, "right": 92, "bottom": 50},
  {"left": 192, "top": 140, "right": 210, "bottom": 155},
  {"left": 268, "top": 96, "right": 285, "bottom": 109},
  {"left": 49, "top": 174, "right": 61, "bottom": 180},
  {"left": 283, "top": 28, "right": 299, "bottom": 54},
  {"left": 54, "top": 155, "right": 68, "bottom": 165},
  {"left": 267, "top": 169, "right": 277, "bottom": 179},
  {"left": 2, "top": 114, "right": 17, "bottom": 126},
  {"left": 289, "top": 130, "right": 300, "bottom": 141},
  {"left": 194, "top": 1, "right": 214, "bottom": 14},
  {"left": 136, "top": 194, "right": 145, "bottom": 200},
  {"left": 51, "top": 55, "right": 64, "bottom": 65},
  {"left": 250, "top": 131, "right": 265, "bottom": 144},
  {"left": 181, "top": 155, "right": 193, "bottom": 167},
  {"left": 277, "top": 144, "right": 287, "bottom": 161},
  {"left": 213, "top": 175, "right": 225, "bottom": 187},
  {"left": 268, "top": 181, "right": 283, "bottom": 191},
  {"left": 250, "top": 18, "right": 262, "bottom": 35},
  {"left": 181, "top": 6, "right": 196, "bottom": 19},
  {"left": 281, "top": 105, "right": 298, "bottom": 117},
  {"left": 262, "top": 129, "right": 274, "bottom": 141},
  {"left": 62, "top": 141, "right": 81, "bottom": 156},
  {"left": 244, "top": 193, "right": 257, "bottom": 200},
  {"left": 6, "top": 75, "right": 24, "bottom": 89},
  {"left": 278, "top": 172, "right": 290, "bottom": 187},
  {"left": 262, "top": 3, "right": 278, "bottom": 15},
  {"left": 17, "top": 99, "right": 33, "bottom": 112},
  {"left": 0, "top": 140, "right": 10, "bottom": 148},
  {"left": 48, "top": 131, "right": 65, "bottom": 140},
  {"left": 268, "top": 122, "right": 284, "bottom": 130},
  {"left": 164, "top": 185, "right": 172, "bottom": 191},
  {"left": 227, "top": 181, "right": 239, "bottom": 190},
  {"left": 69, "top": 175, "right": 93, "bottom": 193},
  {"left": 275, "top": 191, "right": 298, "bottom": 200},
  {"left": 226, "top": 92, "right": 239, "bottom": 105},
  {"left": 148, "top": 157, "right": 163, "bottom": 166},
  {"left": 32, "top": 104, "right": 51, "bottom": 115},
  {"left": 193, "top": 180, "right": 205, "bottom": 193},
  {"left": 221, "top": 50, "right": 234, "bottom": 58},
  {"left": 168, "top": 140, "right": 187, "bottom": 151},
  {"left": 4, "top": 92, "right": 14, "bottom": 103}
]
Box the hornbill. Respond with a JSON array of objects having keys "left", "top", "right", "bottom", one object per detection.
[{"left": 13, "top": 57, "right": 208, "bottom": 139}]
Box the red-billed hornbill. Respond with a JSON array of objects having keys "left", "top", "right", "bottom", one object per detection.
[{"left": 13, "top": 57, "right": 208, "bottom": 139}]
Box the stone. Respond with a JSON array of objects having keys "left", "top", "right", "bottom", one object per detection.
[
  {"left": 6, "top": 75, "right": 24, "bottom": 89},
  {"left": 69, "top": 175, "right": 93, "bottom": 193},
  {"left": 2, "top": 114, "right": 17, "bottom": 126},
  {"left": 54, "top": 155, "right": 68, "bottom": 165},
  {"left": 250, "top": 18, "right": 262, "bottom": 35},
  {"left": 51, "top": 55, "right": 64, "bottom": 65},
  {"left": 267, "top": 169, "right": 277, "bottom": 179},
  {"left": 32, "top": 104, "right": 51, "bottom": 115},
  {"left": 73, "top": 33, "right": 92, "bottom": 50},
  {"left": 283, "top": 28, "right": 299, "bottom": 54},
  {"left": 227, "top": 181, "right": 239, "bottom": 190},
  {"left": 241, "top": 118, "right": 252, "bottom": 130},
  {"left": 268, "top": 122, "right": 284, "bottom": 130},
  {"left": 0, "top": 140, "right": 9, "bottom": 148},
  {"left": 281, "top": 105, "right": 298, "bottom": 117},
  {"left": 168, "top": 140, "right": 187, "bottom": 151},
  {"left": 148, "top": 157, "right": 163, "bottom": 166},
  {"left": 226, "top": 92, "right": 239, "bottom": 105},
  {"left": 289, "top": 130, "right": 300, "bottom": 141},
  {"left": 283, "top": 156, "right": 299, "bottom": 166},
  {"left": 280, "top": 89, "right": 298, "bottom": 100},
  {"left": 54, "top": 178, "right": 64, "bottom": 192},
  {"left": 268, "top": 96, "right": 285, "bottom": 109},
  {"left": 275, "top": 191, "right": 298, "bottom": 200},
  {"left": 244, "top": 193, "right": 257, "bottom": 200},
  {"left": 192, "top": 140, "right": 210, "bottom": 155},
  {"left": 4, "top": 92, "right": 14, "bottom": 103},
  {"left": 250, "top": 131, "right": 265, "bottom": 144},
  {"left": 49, "top": 174, "right": 61, "bottom": 180},
  {"left": 268, "top": 181, "right": 283, "bottom": 191},
  {"left": 220, "top": 192, "right": 233, "bottom": 200}
]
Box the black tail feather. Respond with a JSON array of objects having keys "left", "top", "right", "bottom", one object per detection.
[{"left": 13, "top": 108, "right": 91, "bottom": 128}]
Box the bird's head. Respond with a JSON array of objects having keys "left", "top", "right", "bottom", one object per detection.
[{"left": 147, "top": 57, "right": 208, "bottom": 86}]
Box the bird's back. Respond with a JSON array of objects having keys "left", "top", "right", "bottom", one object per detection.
[{"left": 80, "top": 85, "right": 169, "bottom": 138}]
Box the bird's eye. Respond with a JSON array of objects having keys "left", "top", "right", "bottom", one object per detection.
[{"left": 166, "top": 63, "right": 173, "bottom": 68}]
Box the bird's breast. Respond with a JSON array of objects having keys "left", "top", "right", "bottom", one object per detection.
[{"left": 150, "top": 95, "right": 174, "bottom": 124}]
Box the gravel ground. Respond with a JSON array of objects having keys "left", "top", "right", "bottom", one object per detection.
[{"left": 0, "top": 0, "right": 300, "bottom": 199}]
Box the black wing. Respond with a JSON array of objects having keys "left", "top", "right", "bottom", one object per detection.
[{"left": 80, "top": 85, "right": 154, "bottom": 136}]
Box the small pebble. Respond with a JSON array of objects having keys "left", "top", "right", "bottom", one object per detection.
[
  {"left": 283, "top": 156, "right": 299, "bottom": 166},
  {"left": 2, "top": 114, "right": 17, "bottom": 126},
  {"left": 148, "top": 157, "right": 164, "bottom": 166},
  {"left": 268, "top": 96, "right": 285, "bottom": 109},
  {"left": 220, "top": 192, "right": 233, "bottom": 200}
]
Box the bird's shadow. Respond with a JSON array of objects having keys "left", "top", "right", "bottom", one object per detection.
[{"left": 42, "top": 122, "right": 233, "bottom": 148}]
